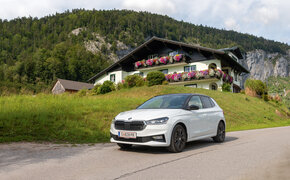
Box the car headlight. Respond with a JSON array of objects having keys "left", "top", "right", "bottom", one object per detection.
[
  {"left": 146, "top": 117, "right": 169, "bottom": 125},
  {"left": 111, "top": 118, "right": 116, "bottom": 125}
]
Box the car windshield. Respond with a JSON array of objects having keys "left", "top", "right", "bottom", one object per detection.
[{"left": 137, "top": 94, "right": 190, "bottom": 109}]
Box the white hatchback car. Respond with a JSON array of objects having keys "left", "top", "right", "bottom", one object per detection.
[{"left": 110, "top": 93, "right": 226, "bottom": 152}]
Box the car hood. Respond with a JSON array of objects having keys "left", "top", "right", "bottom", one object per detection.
[{"left": 115, "top": 109, "right": 186, "bottom": 121}]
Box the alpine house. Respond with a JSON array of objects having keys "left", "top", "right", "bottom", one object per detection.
[{"left": 88, "top": 37, "right": 249, "bottom": 92}]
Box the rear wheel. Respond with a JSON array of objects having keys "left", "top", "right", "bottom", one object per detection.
[
  {"left": 213, "top": 121, "right": 225, "bottom": 142},
  {"left": 168, "top": 124, "right": 187, "bottom": 153},
  {"left": 117, "top": 143, "right": 132, "bottom": 149}
]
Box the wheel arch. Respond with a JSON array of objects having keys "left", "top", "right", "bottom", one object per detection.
[
  {"left": 219, "top": 119, "right": 226, "bottom": 129},
  {"left": 174, "top": 122, "right": 188, "bottom": 141}
]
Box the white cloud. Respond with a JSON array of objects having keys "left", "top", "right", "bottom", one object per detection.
[
  {"left": 224, "top": 18, "right": 240, "bottom": 31},
  {"left": 121, "top": 0, "right": 175, "bottom": 15},
  {"left": 253, "top": 6, "right": 279, "bottom": 25}
]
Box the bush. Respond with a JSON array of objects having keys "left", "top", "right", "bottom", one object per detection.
[
  {"left": 116, "top": 82, "right": 124, "bottom": 90},
  {"left": 98, "top": 80, "right": 115, "bottom": 94},
  {"left": 262, "top": 94, "right": 269, "bottom": 102},
  {"left": 162, "top": 80, "right": 169, "bottom": 85},
  {"left": 245, "top": 79, "right": 267, "bottom": 96},
  {"left": 146, "top": 71, "right": 165, "bottom": 86},
  {"left": 222, "top": 83, "right": 231, "bottom": 92},
  {"left": 125, "top": 74, "right": 144, "bottom": 88},
  {"left": 91, "top": 83, "right": 101, "bottom": 95},
  {"left": 77, "top": 89, "right": 87, "bottom": 97}
]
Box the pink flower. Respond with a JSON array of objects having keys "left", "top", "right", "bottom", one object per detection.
[
  {"left": 146, "top": 59, "right": 154, "bottom": 66},
  {"left": 135, "top": 61, "right": 142, "bottom": 68},
  {"left": 174, "top": 54, "right": 183, "bottom": 62},
  {"left": 159, "top": 56, "right": 169, "bottom": 64}
]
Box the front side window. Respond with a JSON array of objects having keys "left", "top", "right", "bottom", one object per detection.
[
  {"left": 110, "top": 74, "right": 115, "bottom": 82},
  {"left": 160, "top": 69, "right": 168, "bottom": 74},
  {"left": 137, "top": 94, "right": 190, "bottom": 109},
  {"left": 188, "top": 96, "right": 203, "bottom": 109}
]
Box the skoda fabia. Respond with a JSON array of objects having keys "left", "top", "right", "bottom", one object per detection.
[{"left": 110, "top": 93, "right": 226, "bottom": 152}]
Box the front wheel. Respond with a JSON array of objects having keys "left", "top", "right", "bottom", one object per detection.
[
  {"left": 213, "top": 121, "right": 225, "bottom": 142},
  {"left": 168, "top": 124, "right": 187, "bottom": 153},
  {"left": 117, "top": 143, "right": 132, "bottom": 149}
]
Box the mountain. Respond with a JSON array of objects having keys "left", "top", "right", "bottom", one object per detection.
[
  {"left": 0, "top": 9, "right": 289, "bottom": 92},
  {"left": 239, "top": 49, "right": 290, "bottom": 88}
]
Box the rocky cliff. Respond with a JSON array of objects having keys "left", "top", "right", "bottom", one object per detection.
[{"left": 239, "top": 49, "right": 290, "bottom": 88}]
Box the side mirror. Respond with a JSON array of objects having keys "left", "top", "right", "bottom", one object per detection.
[{"left": 187, "top": 105, "right": 199, "bottom": 110}]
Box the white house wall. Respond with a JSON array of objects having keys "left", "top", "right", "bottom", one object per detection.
[
  {"left": 94, "top": 70, "right": 123, "bottom": 85},
  {"left": 95, "top": 59, "right": 223, "bottom": 86}
]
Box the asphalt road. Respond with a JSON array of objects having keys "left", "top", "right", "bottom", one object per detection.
[{"left": 1, "top": 126, "right": 290, "bottom": 180}]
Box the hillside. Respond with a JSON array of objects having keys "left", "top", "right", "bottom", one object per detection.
[
  {"left": 0, "top": 86, "right": 289, "bottom": 143},
  {"left": 0, "top": 9, "right": 289, "bottom": 90}
]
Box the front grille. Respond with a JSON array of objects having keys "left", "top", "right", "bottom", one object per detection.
[
  {"left": 114, "top": 120, "right": 146, "bottom": 131},
  {"left": 111, "top": 133, "right": 152, "bottom": 143},
  {"left": 110, "top": 133, "right": 166, "bottom": 143}
]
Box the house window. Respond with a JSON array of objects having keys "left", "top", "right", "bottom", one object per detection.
[
  {"left": 184, "top": 84, "right": 197, "bottom": 88},
  {"left": 169, "top": 51, "right": 178, "bottom": 56},
  {"left": 184, "top": 65, "right": 196, "bottom": 72},
  {"left": 208, "top": 63, "right": 217, "bottom": 70},
  {"left": 110, "top": 74, "right": 115, "bottom": 82},
  {"left": 160, "top": 69, "right": 168, "bottom": 74},
  {"left": 210, "top": 83, "right": 217, "bottom": 90},
  {"left": 234, "top": 72, "right": 237, "bottom": 81},
  {"left": 148, "top": 54, "right": 158, "bottom": 59}
]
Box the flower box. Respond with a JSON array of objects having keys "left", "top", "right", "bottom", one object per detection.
[
  {"left": 134, "top": 54, "right": 185, "bottom": 69},
  {"left": 165, "top": 69, "right": 233, "bottom": 84}
]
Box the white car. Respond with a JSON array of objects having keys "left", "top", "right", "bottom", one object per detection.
[{"left": 110, "top": 93, "right": 226, "bottom": 152}]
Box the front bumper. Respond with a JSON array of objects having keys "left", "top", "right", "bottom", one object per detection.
[{"left": 110, "top": 123, "right": 171, "bottom": 147}]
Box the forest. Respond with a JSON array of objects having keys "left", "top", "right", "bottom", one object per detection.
[{"left": 0, "top": 9, "right": 289, "bottom": 93}]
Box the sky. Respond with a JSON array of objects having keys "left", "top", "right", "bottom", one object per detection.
[{"left": 0, "top": 0, "right": 289, "bottom": 45}]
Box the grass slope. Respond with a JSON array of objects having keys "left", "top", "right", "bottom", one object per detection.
[{"left": 0, "top": 86, "right": 289, "bottom": 143}]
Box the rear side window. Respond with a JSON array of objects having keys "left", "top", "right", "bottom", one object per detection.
[
  {"left": 200, "top": 96, "right": 213, "bottom": 108},
  {"left": 209, "top": 98, "right": 215, "bottom": 107}
]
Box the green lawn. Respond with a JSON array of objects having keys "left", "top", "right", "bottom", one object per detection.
[{"left": 0, "top": 85, "right": 289, "bottom": 143}]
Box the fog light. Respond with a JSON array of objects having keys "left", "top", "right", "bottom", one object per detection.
[
  {"left": 152, "top": 135, "right": 163, "bottom": 140},
  {"left": 152, "top": 135, "right": 165, "bottom": 142}
]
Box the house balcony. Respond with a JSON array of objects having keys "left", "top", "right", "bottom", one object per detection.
[
  {"left": 168, "top": 77, "right": 220, "bottom": 86},
  {"left": 134, "top": 54, "right": 187, "bottom": 71},
  {"left": 136, "top": 62, "right": 187, "bottom": 71},
  {"left": 165, "top": 69, "right": 233, "bottom": 85}
]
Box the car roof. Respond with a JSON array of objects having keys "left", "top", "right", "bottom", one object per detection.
[{"left": 155, "top": 93, "right": 211, "bottom": 98}]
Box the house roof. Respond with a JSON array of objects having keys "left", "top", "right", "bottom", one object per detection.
[
  {"left": 57, "top": 78, "right": 94, "bottom": 91},
  {"left": 219, "top": 46, "right": 244, "bottom": 59},
  {"left": 88, "top": 37, "right": 249, "bottom": 82}
]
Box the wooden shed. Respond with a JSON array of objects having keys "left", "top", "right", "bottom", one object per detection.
[{"left": 52, "top": 78, "right": 94, "bottom": 94}]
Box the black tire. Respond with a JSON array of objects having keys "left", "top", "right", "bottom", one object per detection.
[
  {"left": 213, "top": 121, "right": 226, "bottom": 143},
  {"left": 117, "top": 143, "right": 133, "bottom": 149},
  {"left": 168, "top": 124, "right": 187, "bottom": 153}
]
